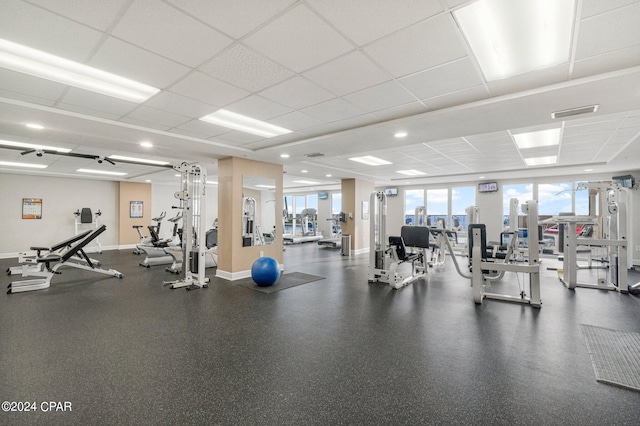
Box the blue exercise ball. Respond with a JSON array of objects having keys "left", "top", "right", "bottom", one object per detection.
[{"left": 251, "top": 257, "right": 280, "bottom": 287}]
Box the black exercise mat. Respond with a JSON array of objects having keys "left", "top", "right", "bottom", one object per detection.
[
  {"left": 234, "top": 272, "right": 324, "bottom": 293},
  {"left": 580, "top": 324, "right": 640, "bottom": 393}
]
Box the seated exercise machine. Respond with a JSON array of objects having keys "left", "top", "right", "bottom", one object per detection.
[
  {"left": 74, "top": 207, "right": 102, "bottom": 253},
  {"left": 368, "top": 191, "right": 431, "bottom": 289},
  {"left": 165, "top": 227, "right": 218, "bottom": 274},
  {"left": 134, "top": 211, "right": 182, "bottom": 268},
  {"left": 7, "top": 225, "right": 123, "bottom": 294},
  {"left": 438, "top": 200, "right": 542, "bottom": 308},
  {"left": 132, "top": 211, "right": 166, "bottom": 255}
]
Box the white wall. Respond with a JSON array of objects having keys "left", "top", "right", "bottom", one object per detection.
[{"left": 0, "top": 173, "right": 118, "bottom": 256}]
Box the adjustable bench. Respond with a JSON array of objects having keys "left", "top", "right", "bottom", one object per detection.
[{"left": 8, "top": 225, "right": 123, "bottom": 294}]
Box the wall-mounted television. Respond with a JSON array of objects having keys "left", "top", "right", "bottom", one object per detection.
[
  {"left": 478, "top": 182, "right": 498, "bottom": 193},
  {"left": 318, "top": 191, "right": 328, "bottom": 200},
  {"left": 384, "top": 188, "right": 398, "bottom": 197},
  {"left": 612, "top": 175, "right": 635, "bottom": 189}
]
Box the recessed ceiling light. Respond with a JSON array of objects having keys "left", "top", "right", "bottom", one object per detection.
[
  {"left": 200, "top": 109, "right": 292, "bottom": 138},
  {"left": 0, "top": 139, "right": 71, "bottom": 153},
  {"left": 394, "top": 132, "right": 408, "bottom": 138},
  {"left": 524, "top": 155, "right": 557, "bottom": 167},
  {"left": 0, "top": 160, "right": 47, "bottom": 169},
  {"left": 255, "top": 184, "right": 276, "bottom": 189},
  {"left": 175, "top": 174, "right": 181, "bottom": 177},
  {"left": 108, "top": 155, "right": 170, "bottom": 166},
  {"left": 513, "top": 128, "right": 561, "bottom": 149},
  {"left": 454, "top": 0, "right": 575, "bottom": 81},
  {"left": 25, "top": 123, "right": 44, "bottom": 130},
  {"left": 145, "top": 179, "right": 151, "bottom": 183},
  {"left": 301, "top": 170, "right": 308, "bottom": 173},
  {"left": 294, "top": 180, "right": 321, "bottom": 185},
  {"left": 326, "top": 174, "right": 332, "bottom": 177},
  {"left": 348, "top": 156, "right": 392, "bottom": 166},
  {"left": 478, "top": 176, "right": 485, "bottom": 179},
  {"left": 140, "top": 141, "right": 153, "bottom": 148},
  {"left": 0, "top": 38, "right": 159, "bottom": 102},
  {"left": 206, "top": 181, "right": 218, "bottom": 185},
  {"left": 584, "top": 168, "right": 594, "bottom": 172},
  {"left": 397, "top": 169, "right": 427, "bottom": 176},
  {"left": 280, "top": 153, "right": 290, "bottom": 158},
  {"left": 77, "top": 168, "right": 127, "bottom": 176}
]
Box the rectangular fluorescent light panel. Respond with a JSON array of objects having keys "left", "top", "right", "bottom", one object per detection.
[
  {"left": 0, "top": 160, "right": 47, "bottom": 169},
  {"left": 454, "top": 0, "right": 576, "bottom": 81},
  {"left": 0, "top": 38, "right": 159, "bottom": 103},
  {"left": 524, "top": 155, "right": 557, "bottom": 166},
  {"left": 255, "top": 184, "right": 276, "bottom": 189},
  {"left": 108, "top": 155, "right": 170, "bottom": 166},
  {"left": 0, "top": 139, "right": 71, "bottom": 153},
  {"left": 348, "top": 156, "right": 392, "bottom": 166},
  {"left": 513, "top": 128, "right": 561, "bottom": 149},
  {"left": 77, "top": 168, "right": 128, "bottom": 176},
  {"left": 200, "top": 109, "right": 292, "bottom": 138},
  {"left": 397, "top": 169, "right": 427, "bottom": 176}
]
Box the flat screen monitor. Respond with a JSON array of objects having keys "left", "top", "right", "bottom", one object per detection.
[
  {"left": 478, "top": 182, "right": 498, "bottom": 193},
  {"left": 384, "top": 188, "right": 398, "bottom": 197},
  {"left": 318, "top": 191, "right": 328, "bottom": 200}
]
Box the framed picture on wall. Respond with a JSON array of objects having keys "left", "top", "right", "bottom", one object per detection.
[
  {"left": 22, "top": 198, "right": 43, "bottom": 219},
  {"left": 130, "top": 201, "right": 143, "bottom": 218}
]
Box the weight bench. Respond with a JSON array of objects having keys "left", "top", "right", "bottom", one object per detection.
[
  {"left": 8, "top": 225, "right": 123, "bottom": 294},
  {"left": 7, "top": 229, "right": 98, "bottom": 276}
]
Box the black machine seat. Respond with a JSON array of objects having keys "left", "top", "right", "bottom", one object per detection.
[
  {"left": 206, "top": 229, "right": 218, "bottom": 249},
  {"left": 389, "top": 236, "right": 421, "bottom": 262}
]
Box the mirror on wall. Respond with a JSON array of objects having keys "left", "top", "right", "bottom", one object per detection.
[{"left": 242, "top": 176, "right": 276, "bottom": 246}]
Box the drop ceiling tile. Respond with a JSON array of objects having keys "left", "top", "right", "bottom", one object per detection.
[
  {"left": 118, "top": 116, "right": 172, "bottom": 131},
  {"left": 143, "top": 92, "right": 215, "bottom": 118},
  {"left": 27, "top": 0, "right": 129, "bottom": 31},
  {"left": 224, "top": 95, "right": 292, "bottom": 121},
  {"left": 90, "top": 37, "right": 190, "bottom": 89},
  {"left": 243, "top": 4, "right": 354, "bottom": 73},
  {"left": 0, "top": 0, "right": 104, "bottom": 61},
  {"left": 111, "top": 0, "right": 233, "bottom": 67},
  {"left": 199, "top": 44, "right": 295, "bottom": 92},
  {"left": 169, "top": 72, "right": 249, "bottom": 107},
  {"left": 400, "top": 58, "right": 483, "bottom": 100},
  {"left": 172, "top": 119, "right": 230, "bottom": 138},
  {"left": 301, "top": 98, "right": 367, "bottom": 123},
  {"left": 168, "top": 0, "right": 296, "bottom": 39},
  {"left": 575, "top": 2, "right": 640, "bottom": 60},
  {"left": 581, "top": 0, "right": 638, "bottom": 19},
  {"left": 56, "top": 103, "right": 123, "bottom": 120},
  {"left": 307, "top": 0, "right": 442, "bottom": 46},
  {"left": 60, "top": 88, "right": 139, "bottom": 116},
  {"left": 259, "top": 77, "right": 335, "bottom": 110},
  {"left": 303, "top": 51, "right": 390, "bottom": 96},
  {"left": 572, "top": 45, "right": 640, "bottom": 78},
  {"left": 215, "top": 131, "right": 263, "bottom": 144},
  {"left": 0, "top": 69, "right": 67, "bottom": 103},
  {"left": 343, "top": 81, "right": 416, "bottom": 112},
  {"left": 370, "top": 102, "right": 429, "bottom": 121},
  {"left": 328, "top": 113, "right": 379, "bottom": 133},
  {"left": 123, "top": 105, "right": 191, "bottom": 128},
  {"left": 364, "top": 14, "right": 467, "bottom": 78},
  {"left": 269, "top": 111, "right": 325, "bottom": 131}
]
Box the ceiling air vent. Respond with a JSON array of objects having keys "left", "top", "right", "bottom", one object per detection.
[
  {"left": 304, "top": 152, "right": 325, "bottom": 158},
  {"left": 551, "top": 105, "right": 598, "bottom": 119}
]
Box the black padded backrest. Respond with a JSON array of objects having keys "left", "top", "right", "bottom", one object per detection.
[
  {"left": 389, "top": 236, "right": 408, "bottom": 260},
  {"left": 50, "top": 229, "right": 92, "bottom": 251},
  {"left": 80, "top": 208, "right": 92, "bottom": 223},
  {"left": 61, "top": 225, "right": 106, "bottom": 262},
  {"left": 206, "top": 229, "right": 218, "bottom": 248},
  {"left": 468, "top": 224, "right": 487, "bottom": 260},
  {"left": 401, "top": 226, "right": 430, "bottom": 248}
]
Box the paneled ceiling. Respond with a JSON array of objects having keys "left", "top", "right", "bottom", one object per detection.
[{"left": 1, "top": 0, "right": 639, "bottom": 191}]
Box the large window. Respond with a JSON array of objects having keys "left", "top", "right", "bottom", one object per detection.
[
  {"left": 294, "top": 195, "right": 306, "bottom": 214},
  {"left": 538, "top": 182, "right": 572, "bottom": 215},
  {"left": 574, "top": 182, "right": 589, "bottom": 215},
  {"left": 451, "top": 186, "right": 475, "bottom": 230},
  {"left": 427, "top": 188, "right": 448, "bottom": 227},
  {"left": 405, "top": 189, "right": 424, "bottom": 225},
  {"left": 503, "top": 183, "right": 532, "bottom": 227},
  {"left": 331, "top": 193, "right": 342, "bottom": 215},
  {"left": 307, "top": 194, "right": 318, "bottom": 211},
  {"left": 284, "top": 196, "right": 293, "bottom": 216}
]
